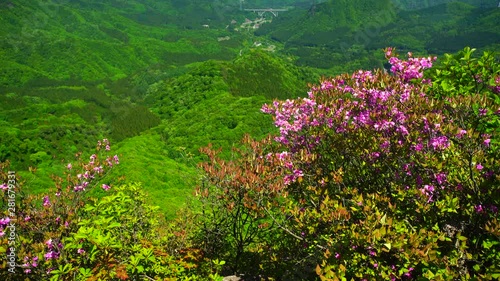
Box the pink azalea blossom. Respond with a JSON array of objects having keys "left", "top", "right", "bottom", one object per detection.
[
  {"left": 44, "top": 251, "right": 59, "bottom": 260},
  {"left": 0, "top": 217, "right": 10, "bottom": 226},
  {"left": 484, "top": 139, "right": 491, "bottom": 147},
  {"left": 456, "top": 129, "right": 467, "bottom": 138},
  {"left": 43, "top": 196, "right": 51, "bottom": 207}
]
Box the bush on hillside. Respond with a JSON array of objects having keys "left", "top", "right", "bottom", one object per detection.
[{"left": 196, "top": 47, "right": 500, "bottom": 280}]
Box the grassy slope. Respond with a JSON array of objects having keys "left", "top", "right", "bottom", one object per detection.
[
  {"left": 147, "top": 50, "right": 319, "bottom": 161},
  {"left": 10, "top": 51, "right": 318, "bottom": 214},
  {"left": 107, "top": 132, "right": 199, "bottom": 219}
]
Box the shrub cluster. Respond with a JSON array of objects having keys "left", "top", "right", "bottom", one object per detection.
[
  {"left": 0, "top": 141, "right": 223, "bottom": 280},
  {"left": 197, "top": 47, "right": 499, "bottom": 280}
]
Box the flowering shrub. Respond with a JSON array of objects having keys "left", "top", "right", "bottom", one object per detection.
[
  {"left": 261, "top": 48, "right": 499, "bottom": 280},
  {"left": 0, "top": 139, "right": 118, "bottom": 278},
  {"left": 0, "top": 140, "right": 220, "bottom": 280},
  {"left": 198, "top": 48, "right": 500, "bottom": 280}
]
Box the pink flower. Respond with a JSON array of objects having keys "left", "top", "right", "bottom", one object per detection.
[
  {"left": 105, "top": 145, "right": 111, "bottom": 151},
  {"left": 102, "top": 184, "right": 111, "bottom": 191},
  {"left": 404, "top": 267, "right": 414, "bottom": 278},
  {"left": 1, "top": 183, "right": 8, "bottom": 190},
  {"left": 0, "top": 217, "right": 11, "bottom": 226},
  {"left": 66, "top": 163, "right": 72, "bottom": 170},
  {"left": 476, "top": 163, "right": 484, "bottom": 170},
  {"left": 475, "top": 205, "right": 484, "bottom": 213},
  {"left": 484, "top": 139, "right": 491, "bottom": 147},
  {"left": 283, "top": 174, "right": 295, "bottom": 186},
  {"left": 293, "top": 169, "right": 304, "bottom": 177},
  {"left": 44, "top": 251, "right": 59, "bottom": 260},
  {"left": 385, "top": 47, "right": 393, "bottom": 58},
  {"left": 413, "top": 143, "right": 423, "bottom": 151},
  {"left": 43, "top": 196, "right": 51, "bottom": 207},
  {"left": 335, "top": 253, "right": 340, "bottom": 259},
  {"left": 94, "top": 166, "right": 103, "bottom": 173},
  {"left": 77, "top": 248, "right": 85, "bottom": 255},
  {"left": 456, "top": 129, "right": 467, "bottom": 138},
  {"left": 435, "top": 172, "right": 447, "bottom": 186},
  {"left": 45, "top": 239, "right": 53, "bottom": 249},
  {"left": 430, "top": 136, "right": 450, "bottom": 150}
]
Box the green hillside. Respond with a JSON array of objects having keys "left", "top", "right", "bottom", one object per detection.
[
  {"left": 146, "top": 50, "right": 319, "bottom": 161},
  {"left": 255, "top": 0, "right": 500, "bottom": 72},
  {"left": 0, "top": 0, "right": 319, "bottom": 208},
  {"left": 0, "top": 0, "right": 242, "bottom": 86}
]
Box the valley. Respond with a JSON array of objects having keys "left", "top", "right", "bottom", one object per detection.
[{"left": 0, "top": 0, "right": 499, "bottom": 215}]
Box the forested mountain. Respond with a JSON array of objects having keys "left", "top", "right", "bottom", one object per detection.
[
  {"left": 0, "top": 0, "right": 323, "bottom": 210},
  {"left": 0, "top": 0, "right": 240, "bottom": 86},
  {"left": 255, "top": 0, "right": 500, "bottom": 71}
]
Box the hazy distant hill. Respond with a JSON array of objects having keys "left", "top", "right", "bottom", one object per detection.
[
  {"left": 393, "top": 0, "right": 498, "bottom": 10},
  {"left": 255, "top": 0, "right": 500, "bottom": 69}
]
